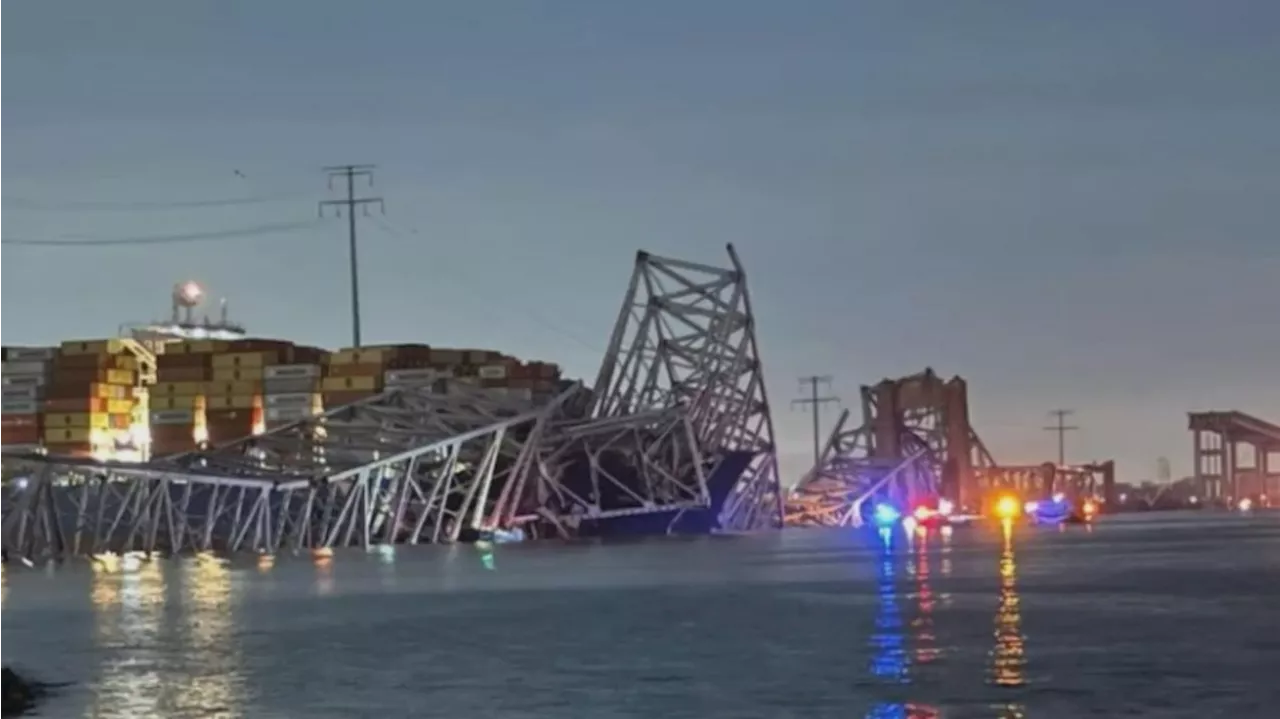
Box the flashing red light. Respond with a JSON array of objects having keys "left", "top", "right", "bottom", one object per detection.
[{"left": 913, "top": 506, "right": 934, "bottom": 521}]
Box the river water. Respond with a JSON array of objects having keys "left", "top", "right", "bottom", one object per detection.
[{"left": 2, "top": 512, "right": 1277, "bottom": 718}]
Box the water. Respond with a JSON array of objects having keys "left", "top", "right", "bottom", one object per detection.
[{"left": 3, "top": 512, "right": 1277, "bottom": 718}]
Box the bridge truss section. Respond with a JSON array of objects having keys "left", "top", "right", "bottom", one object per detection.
[
  {"left": 1189, "top": 410, "right": 1280, "bottom": 503},
  {"left": 584, "top": 244, "right": 782, "bottom": 531},
  {"left": 785, "top": 369, "right": 996, "bottom": 528},
  {"left": 3, "top": 245, "right": 783, "bottom": 559}
]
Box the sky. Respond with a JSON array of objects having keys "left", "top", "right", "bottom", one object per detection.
[{"left": 3, "top": 0, "right": 1278, "bottom": 484}]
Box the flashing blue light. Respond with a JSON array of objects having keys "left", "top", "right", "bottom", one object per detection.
[{"left": 873, "top": 503, "right": 901, "bottom": 527}]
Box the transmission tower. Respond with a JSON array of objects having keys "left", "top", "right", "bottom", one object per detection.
[
  {"left": 793, "top": 376, "right": 839, "bottom": 468},
  {"left": 320, "top": 165, "right": 384, "bottom": 348},
  {"left": 1043, "top": 409, "right": 1079, "bottom": 467}
]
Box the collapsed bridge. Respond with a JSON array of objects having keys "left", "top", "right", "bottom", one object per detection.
[
  {"left": 2, "top": 245, "right": 782, "bottom": 559},
  {"left": 784, "top": 369, "right": 1115, "bottom": 527}
]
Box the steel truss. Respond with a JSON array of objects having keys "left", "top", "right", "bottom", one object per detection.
[
  {"left": 587, "top": 245, "right": 781, "bottom": 531},
  {"left": 3, "top": 245, "right": 781, "bottom": 559},
  {"left": 785, "top": 369, "right": 996, "bottom": 528},
  {"left": 1189, "top": 410, "right": 1280, "bottom": 502}
]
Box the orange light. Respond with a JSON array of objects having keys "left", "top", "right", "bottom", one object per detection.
[
  {"left": 913, "top": 506, "right": 934, "bottom": 521},
  {"left": 1082, "top": 500, "right": 1098, "bottom": 516},
  {"left": 994, "top": 495, "right": 1021, "bottom": 520}
]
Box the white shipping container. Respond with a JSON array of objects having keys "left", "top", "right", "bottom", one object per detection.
[
  {"left": 4, "top": 347, "right": 58, "bottom": 362},
  {"left": 264, "top": 364, "right": 322, "bottom": 380},
  {"left": 264, "top": 393, "right": 318, "bottom": 408},
  {"left": 384, "top": 368, "right": 439, "bottom": 385},
  {"left": 2, "top": 385, "right": 40, "bottom": 401},
  {"left": 263, "top": 377, "right": 318, "bottom": 394},
  {"left": 478, "top": 364, "right": 509, "bottom": 380},
  {"left": 151, "top": 409, "right": 197, "bottom": 425},
  {"left": 1, "top": 399, "right": 40, "bottom": 414},
  {"left": 1, "top": 373, "right": 46, "bottom": 387},
  {"left": 1, "top": 360, "right": 49, "bottom": 376},
  {"left": 265, "top": 406, "right": 314, "bottom": 422}
]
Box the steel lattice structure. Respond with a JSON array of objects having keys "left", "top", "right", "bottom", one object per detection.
[
  {"left": 785, "top": 369, "right": 995, "bottom": 528},
  {"left": 3, "top": 244, "right": 781, "bottom": 560}
]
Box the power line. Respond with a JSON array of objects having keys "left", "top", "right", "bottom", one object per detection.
[
  {"left": 1043, "top": 409, "right": 1079, "bottom": 466},
  {"left": 1, "top": 220, "right": 318, "bottom": 247},
  {"left": 793, "top": 376, "right": 839, "bottom": 468},
  {"left": 319, "top": 165, "right": 383, "bottom": 349},
  {"left": 2, "top": 192, "right": 309, "bottom": 211}
]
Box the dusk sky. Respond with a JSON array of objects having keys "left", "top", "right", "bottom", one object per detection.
[{"left": 3, "top": 0, "right": 1278, "bottom": 484}]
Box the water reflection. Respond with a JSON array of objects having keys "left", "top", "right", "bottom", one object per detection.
[
  {"left": 910, "top": 529, "right": 940, "bottom": 666},
  {"left": 88, "top": 554, "right": 168, "bottom": 718},
  {"left": 988, "top": 520, "right": 1028, "bottom": 718},
  {"left": 869, "top": 528, "right": 908, "bottom": 682},
  {"left": 177, "top": 553, "right": 243, "bottom": 717}
]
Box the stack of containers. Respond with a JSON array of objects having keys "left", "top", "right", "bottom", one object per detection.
[
  {"left": 380, "top": 344, "right": 446, "bottom": 392},
  {"left": 322, "top": 346, "right": 393, "bottom": 407},
  {"left": 149, "top": 340, "right": 225, "bottom": 455},
  {"left": 43, "top": 340, "right": 137, "bottom": 458},
  {"left": 1, "top": 346, "right": 57, "bottom": 449},
  {"left": 261, "top": 346, "right": 329, "bottom": 430}
]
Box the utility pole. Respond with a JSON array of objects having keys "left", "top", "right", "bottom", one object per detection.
[
  {"left": 319, "top": 165, "right": 384, "bottom": 348},
  {"left": 793, "top": 376, "right": 839, "bottom": 468},
  {"left": 1044, "top": 409, "right": 1079, "bottom": 467}
]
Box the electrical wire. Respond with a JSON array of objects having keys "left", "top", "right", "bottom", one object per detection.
[
  {"left": 2, "top": 220, "right": 319, "bottom": 247},
  {"left": 2, "top": 192, "right": 310, "bottom": 211}
]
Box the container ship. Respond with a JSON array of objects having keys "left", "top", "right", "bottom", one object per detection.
[{"left": 0, "top": 281, "right": 563, "bottom": 462}]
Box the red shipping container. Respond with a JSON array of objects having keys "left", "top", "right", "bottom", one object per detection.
[
  {"left": 1, "top": 426, "right": 41, "bottom": 444},
  {"left": 1, "top": 414, "right": 40, "bottom": 428}
]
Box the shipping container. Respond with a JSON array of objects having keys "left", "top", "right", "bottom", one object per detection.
[
  {"left": 2, "top": 360, "right": 49, "bottom": 375},
  {"left": 2, "top": 385, "right": 41, "bottom": 401},
  {"left": 156, "top": 354, "right": 212, "bottom": 370},
  {"left": 44, "top": 382, "right": 130, "bottom": 400},
  {"left": 164, "top": 340, "right": 232, "bottom": 355},
  {"left": 153, "top": 381, "right": 205, "bottom": 396},
  {"left": 428, "top": 349, "right": 464, "bottom": 365},
  {"left": 45, "top": 367, "right": 135, "bottom": 385},
  {"left": 321, "top": 390, "right": 378, "bottom": 407},
  {"left": 43, "top": 397, "right": 103, "bottom": 412},
  {"left": 3, "top": 347, "right": 58, "bottom": 362},
  {"left": 264, "top": 363, "right": 322, "bottom": 380},
  {"left": 44, "top": 427, "right": 97, "bottom": 444},
  {"left": 263, "top": 392, "right": 321, "bottom": 409},
  {"left": 211, "top": 351, "right": 278, "bottom": 370},
  {"left": 59, "top": 339, "right": 126, "bottom": 355},
  {"left": 2, "top": 399, "right": 41, "bottom": 414},
  {"left": 478, "top": 364, "right": 510, "bottom": 380},
  {"left": 328, "top": 347, "right": 395, "bottom": 366},
  {"left": 211, "top": 367, "right": 264, "bottom": 382},
  {"left": 155, "top": 366, "right": 210, "bottom": 382},
  {"left": 1, "top": 414, "right": 40, "bottom": 428},
  {"left": 206, "top": 408, "right": 261, "bottom": 423},
  {"left": 263, "top": 377, "right": 319, "bottom": 394},
  {"left": 325, "top": 362, "right": 384, "bottom": 379},
  {"left": 54, "top": 353, "right": 137, "bottom": 371},
  {"left": 321, "top": 375, "right": 380, "bottom": 392},
  {"left": 151, "top": 395, "right": 205, "bottom": 411},
  {"left": 1, "top": 426, "right": 41, "bottom": 445},
  {"left": 2, "top": 374, "right": 46, "bottom": 388},
  {"left": 205, "top": 394, "right": 262, "bottom": 410},
  {"left": 384, "top": 368, "right": 442, "bottom": 385},
  {"left": 203, "top": 380, "right": 260, "bottom": 395},
  {"left": 151, "top": 410, "right": 200, "bottom": 426},
  {"left": 44, "top": 412, "right": 120, "bottom": 430}
]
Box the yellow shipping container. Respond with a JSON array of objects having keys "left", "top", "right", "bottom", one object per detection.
[
  {"left": 107, "top": 398, "right": 135, "bottom": 414},
  {"left": 153, "top": 381, "right": 206, "bottom": 396},
  {"left": 203, "top": 380, "right": 261, "bottom": 395},
  {"left": 44, "top": 427, "right": 96, "bottom": 444},
  {"left": 211, "top": 351, "right": 276, "bottom": 370},
  {"left": 44, "top": 412, "right": 111, "bottom": 429},
  {"left": 102, "top": 368, "right": 135, "bottom": 385},
  {"left": 321, "top": 375, "right": 380, "bottom": 392},
  {"left": 59, "top": 339, "right": 127, "bottom": 356},
  {"left": 151, "top": 395, "right": 206, "bottom": 411},
  {"left": 205, "top": 394, "right": 262, "bottom": 410},
  {"left": 211, "top": 367, "right": 264, "bottom": 382},
  {"left": 329, "top": 348, "right": 392, "bottom": 366}
]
